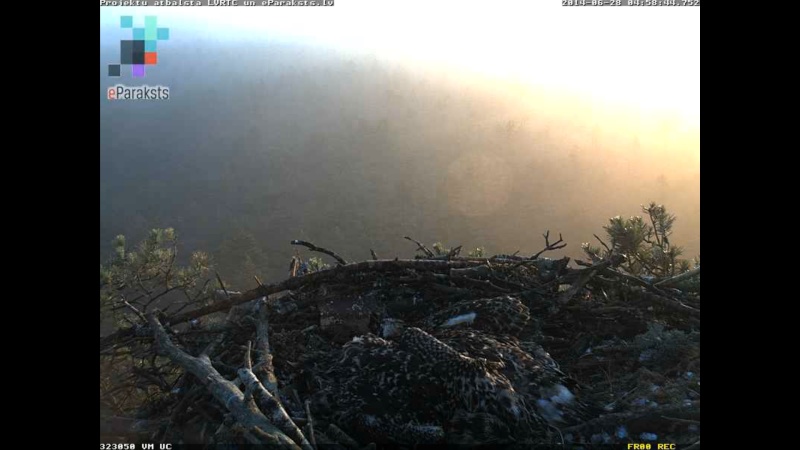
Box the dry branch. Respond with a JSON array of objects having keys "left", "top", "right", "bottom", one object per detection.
[
  {"left": 238, "top": 368, "right": 313, "bottom": 450},
  {"left": 146, "top": 312, "right": 301, "bottom": 448},
  {"left": 404, "top": 236, "right": 434, "bottom": 258},
  {"left": 531, "top": 230, "right": 567, "bottom": 259},
  {"left": 253, "top": 298, "right": 279, "bottom": 397},
  {"left": 304, "top": 400, "right": 317, "bottom": 449},
  {"left": 558, "top": 260, "right": 612, "bottom": 304},
  {"left": 654, "top": 266, "right": 701, "bottom": 288},
  {"left": 291, "top": 240, "right": 347, "bottom": 265},
  {"left": 561, "top": 401, "right": 699, "bottom": 435}
]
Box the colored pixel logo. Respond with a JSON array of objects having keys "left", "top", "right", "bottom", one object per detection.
[{"left": 108, "top": 16, "right": 169, "bottom": 78}]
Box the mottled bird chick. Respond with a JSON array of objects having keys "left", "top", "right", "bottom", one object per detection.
[
  {"left": 436, "top": 328, "right": 592, "bottom": 426},
  {"left": 305, "top": 294, "right": 593, "bottom": 447},
  {"left": 305, "top": 332, "right": 448, "bottom": 445},
  {"left": 424, "top": 295, "right": 531, "bottom": 336},
  {"left": 397, "top": 327, "right": 532, "bottom": 426},
  {"left": 305, "top": 327, "right": 538, "bottom": 445}
]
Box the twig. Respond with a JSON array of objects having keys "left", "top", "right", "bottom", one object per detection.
[
  {"left": 121, "top": 299, "right": 147, "bottom": 323},
  {"left": 131, "top": 367, "right": 170, "bottom": 392},
  {"left": 326, "top": 424, "right": 360, "bottom": 449},
  {"left": 404, "top": 236, "right": 434, "bottom": 258},
  {"left": 291, "top": 240, "right": 347, "bottom": 265},
  {"left": 638, "top": 291, "right": 701, "bottom": 318},
  {"left": 292, "top": 389, "right": 302, "bottom": 409},
  {"left": 601, "top": 267, "right": 674, "bottom": 297},
  {"left": 289, "top": 255, "right": 301, "bottom": 278},
  {"left": 531, "top": 230, "right": 567, "bottom": 259},
  {"left": 253, "top": 299, "right": 279, "bottom": 397},
  {"left": 661, "top": 415, "right": 700, "bottom": 425},
  {"left": 654, "top": 266, "right": 700, "bottom": 287},
  {"left": 561, "top": 401, "right": 699, "bottom": 435},
  {"left": 238, "top": 368, "right": 313, "bottom": 450},
  {"left": 601, "top": 269, "right": 700, "bottom": 316},
  {"left": 593, "top": 233, "right": 612, "bottom": 253},
  {"left": 254, "top": 276, "right": 264, "bottom": 288},
  {"left": 558, "top": 260, "right": 612, "bottom": 304},
  {"left": 304, "top": 400, "right": 317, "bottom": 449},
  {"left": 447, "top": 245, "right": 463, "bottom": 258},
  {"left": 215, "top": 272, "right": 229, "bottom": 299},
  {"left": 451, "top": 276, "right": 510, "bottom": 293},
  {"left": 170, "top": 386, "right": 202, "bottom": 425},
  {"left": 450, "top": 265, "right": 491, "bottom": 279},
  {"left": 244, "top": 341, "right": 252, "bottom": 370}
]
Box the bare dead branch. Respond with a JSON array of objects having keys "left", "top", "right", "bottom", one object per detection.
[
  {"left": 244, "top": 341, "right": 253, "bottom": 371},
  {"left": 304, "top": 400, "right": 317, "bottom": 449},
  {"left": 146, "top": 312, "right": 300, "bottom": 448},
  {"left": 532, "top": 230, "right": 567, "bottom": 259},
  {"left": 254, "top": 276, "right": 264, "bottom": 288},
  {"left": 558, "top": 260, "right": 613, "bottom": 304},
  {"left": 404, "top": 236, "right": 434, "bottom": 258},
  {"left": 253, "top": 298, "right": 279, "bottom": 397},
  {"left": 661, "top": 415, "right": 700, "bottom": 425},
  {"left": 654, "top": 266, "right": 700, "bottom": 288},
  {"left": 215, "top": 272, "right": 230, "bottom": 299},
  {"left": 561, "top": 401, "right": 699, "bottom": 435},
  {"left": 291, "top": 240, "right": 347, "bottom": 265},
  {"left": 450, "top": 265, "right": 490, "bottom": 279},
  {"left": 637, "top": 290, "right": 701, "bottom": 318},
  {"left": 122, "top": 299, "right": 147, "bottom": 323},
  {"left": 238, "top": 368, "right": 313, "bottom": 450},
  {"left": 593, "top": 233, "right": 612, "bottom": 253},
  {"left": 451, "top": 276, "right": 510, "bottom": 293}
]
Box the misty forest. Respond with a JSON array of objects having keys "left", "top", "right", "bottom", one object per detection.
[{"left": 100, "top": 36, "right": 700, "bottom": 448}]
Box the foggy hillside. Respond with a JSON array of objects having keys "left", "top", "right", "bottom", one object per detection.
[{"left": 100, "top": 38, "right": 699, "bottom": 288}]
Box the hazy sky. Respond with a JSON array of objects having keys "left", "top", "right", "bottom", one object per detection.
[
  {"left": 101, "top": 1, "right": 699, "bottom": 276},
  {"left": 100, "top": 1, "right": 699, "bottom": 124}
]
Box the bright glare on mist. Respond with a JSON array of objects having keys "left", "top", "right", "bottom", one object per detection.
[{"left": 100, "top": 1, "right": 699, "bottom": 284}]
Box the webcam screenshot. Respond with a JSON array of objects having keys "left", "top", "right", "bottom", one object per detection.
[{"left": 100, "top": 2, "right": 700, "bottom": 448}]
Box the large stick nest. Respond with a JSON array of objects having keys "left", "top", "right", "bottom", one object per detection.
[{"left": 100, "top": 239, "right": 700, "bottom": 449}]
